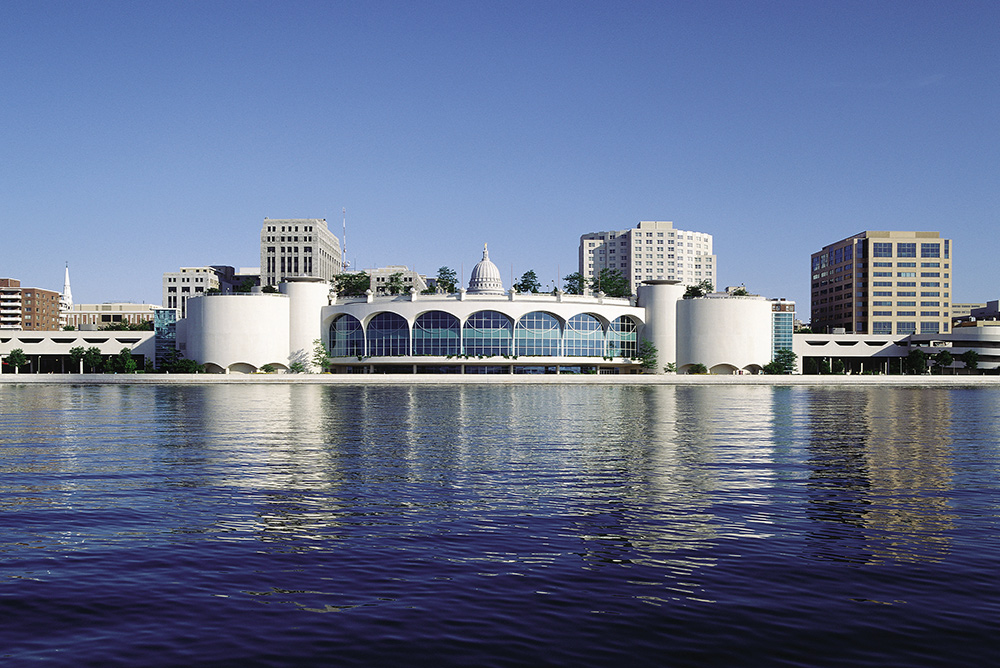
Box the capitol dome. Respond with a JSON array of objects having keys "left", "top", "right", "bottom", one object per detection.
[{"left": 467, "top": 244, "right": 505, "bottom": 294}]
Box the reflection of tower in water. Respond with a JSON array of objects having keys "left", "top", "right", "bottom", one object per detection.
[{"left": 804, "top": 387, "right": 955, "bottom": 564}]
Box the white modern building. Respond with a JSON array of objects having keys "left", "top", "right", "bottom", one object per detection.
[
  {"left": 179, "top": 246, "right": 787, "bottom": 375},
  {"left": 260, "top": 218, "right": 342, "bottom": 288},
  {"left": 579, "top": 220, "right": 717, "bottom": 295},
  {"left": 0, "top": 331, "right": 155, "bottom": 374}
]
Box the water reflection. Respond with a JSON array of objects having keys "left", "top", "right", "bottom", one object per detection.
[{"left": 803, "top": 387, "right": 956, "bottom": 564}]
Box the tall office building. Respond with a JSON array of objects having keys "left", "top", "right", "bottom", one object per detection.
[
  {"left": 260, "top": 218, "right": 342, "bottom": 288},
  {"left": 579, "top": 221, "right": 716, "bottom": 294},
  {"left": 810, "top": 231, "right": 952, "bottom": 335}
]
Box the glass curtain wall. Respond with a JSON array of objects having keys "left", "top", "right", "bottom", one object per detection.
[
  {"left": 607, "top": 316, "right": 638, "bottom": 358},
  {"left": 413, "top": 311, "right": 461, "bottom": 356},
  {"left": 564, "top": 313, "right": 603, "bottom": 356},
  {"left": 463, "top": 310, "right": 513, "bottom": 356},
  {"left": 329, "top": 315, "right": 365, "bottom": 357},
  {"left": 367, "top": 312, "right": 410, "bottom": 356},
  {"left": 515, "top": 311, "right": 561, "bottom": 356}
]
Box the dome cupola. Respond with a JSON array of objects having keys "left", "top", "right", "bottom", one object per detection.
[{"left": 467, "top": 244, "right": 505, "bottom": 294}]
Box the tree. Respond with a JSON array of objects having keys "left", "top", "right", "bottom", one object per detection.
[
  {"left": 160, "top": 348, "right": 203, "bottom": 374},
  {"left": 114, "top": 347, "right": 137, "bottom": 374},
  {"left": 590, "top": 268, "right": 631, "bottom": 298},
  {"left": 932, "top": 349, "right": 954, "bottom": 374},
  {"left": 513, "top": 270, "right": 541, "bottom": 293},
  {"left": 5, "top": 348, "right": 27, "bottom": 374},
  {"left": 83, "top": 347, "right": 104, "bottom": 373},
  {"left": 563, "top": 272, "right": 585, "bottom": 295},
  {"left": 961, "top": 349, "right": 979, "bottom": 371},
  {"left": 832, "top": 359, "right": 845, "bottom": 374},
  {"left": 730, "top": 286, "right": 749, "bottom": 296},
  {"left": 332, "top": 272, "right": 371, "bottom": 296},
  {"left": 288, "top": 361, "right": 306, "bottom": 373},
  {"left": 663, "top": 362, "right": 677, "bottom": 373},
  {"left": 436, "top": 267, "right": 457, "bottom": 293},
  {"left": 234, "top": 277, "right": 256, "bottom": 293},
  {"left": 684, "top": 279, "right": 714, "bottom": 299},
  {"left": 262, "top": 285, "right": 279, "bottom": 294},
  {"left": 905, "top": 349, "right": 928, "bottom": 375},
  {"left": 688, "top": 363, "right": 708, "bottom": 374},
  {"left": 312, "top": 338, "right": 331, "bottom": 373},
  {"left": 386, "top": 272, "right": 405, "bottom": 295},
  {"left": 69, "top": 346, "right": 86, "bottom": 373},
  {"left": 637, "top": 339, "right": 658, "bottom": 372},
  {"left": 763, "top": 348, "right": 798, "bottom": 374}
]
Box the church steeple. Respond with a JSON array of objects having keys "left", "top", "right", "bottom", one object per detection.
[{"left": 62, "top": 263, "right": 73, "bottom": 308}]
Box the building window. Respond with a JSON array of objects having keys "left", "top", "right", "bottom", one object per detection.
[
  {"left": 463, "top": 311, "right": 512, "bottom": 356},
  {"left": 329, "top": 315, "right": 364, "bottom": 356},
  {"left": 366, "top": 312, "right": 410, "bottom": 356},
  {"left": 873, "top": 322, "right": 892, "bottom": 334},
  {"left": 897, "top": 243, "right": 916, "bottom": 257},
  {"left": 920, "top": 322, "right": 940, "bottom": 334},
  {"left": 921, "top": 244, "right": 941, "bottom": 258},
  {"left": 607, "top": 316, "right": 638, "bottom": 358},
  {"left": 413, "top": 311, "right": 461, "bottom": 356},
  {"left": 564, "top": 314, "right": 603, "bottom": 357},
  {"left": 873, "top": 242, "right": 892, "bottom": 257},
  {"left": 897, "top": 322, "right": 916, "bottom": 335},
  {"left": 515, "top": 311, "right": 561, "bottom": 356}
]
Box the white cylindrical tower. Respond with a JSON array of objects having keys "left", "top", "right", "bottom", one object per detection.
[
  {"left": 676, "top": 296, "right": 773, "bottom": 374},
  {"left": 636, "top": 280, "right": 685, "bottom": 373},
  {"left": 186, "top": 294, "right": 290, "bottom": 373},
  {"left": 283, "top": 277, "right": 331, "bottom": 371}
]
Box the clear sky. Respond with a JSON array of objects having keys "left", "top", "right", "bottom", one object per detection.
[{"left": 3, "top": 0, "right": 997, "bottom": 313}]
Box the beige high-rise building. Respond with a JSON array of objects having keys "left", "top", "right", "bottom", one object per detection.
[
  {"left": 260, "top": 218, "right": 342, "bottom": 288},
  {"left": 810, "top": 231, "right": 952, "bottom": 335},
  {"left": 579, "top": 221, "right": 716, "bottom": 294}
]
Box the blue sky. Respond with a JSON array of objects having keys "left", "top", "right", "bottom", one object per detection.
[{"left": 3, "top": 0, "right": 997, "bottom": 313}]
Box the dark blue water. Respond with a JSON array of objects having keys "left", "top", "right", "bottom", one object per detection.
[{"left": 2, "top": 384, "right": 1000, "bottom": 667}]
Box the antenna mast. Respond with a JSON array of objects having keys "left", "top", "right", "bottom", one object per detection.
[{"left": 342, "top": 207, "right": 349, "bottom": 269}]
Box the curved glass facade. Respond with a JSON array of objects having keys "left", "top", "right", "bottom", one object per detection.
[
  {"left": 413, "top": 311, "right": 461, "bottom": 356},
  {"left": 515, "top": 311, "right": 561, "bottom": 356},
  {"left": 330, "top": 314, "right": 365, "bottom": 357},
  {"left": 327, "top": 309, "right": 646, "bottom": 364},
  {"left": 607, "top": 316, "right": 638, "bottom": 358},
  {"left": 564, "top": 313, "right": 604, "bottom": 357},
  {"left": 367, "top": 312, "right": 410, "bottom": 357},
  {"left": 463, "top": 310, "right": 513, "bottom": 356}
]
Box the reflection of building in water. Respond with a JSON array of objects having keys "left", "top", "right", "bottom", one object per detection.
[{"left": 804, "top": 388, "right": 955, "bottom": 564}]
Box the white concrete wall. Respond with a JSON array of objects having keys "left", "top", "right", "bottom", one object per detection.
[
  {"left": 676, "top": 297, "right": 773, "bottom": 374},
  {"left": 283, "top": 277, "right": 331, "bottom": 371},
  {"left": 186, "top": 294, "right": 289, "bottom": 373},
  {"left": 636, "top": 281, "right": 684, "bottom": 372}
]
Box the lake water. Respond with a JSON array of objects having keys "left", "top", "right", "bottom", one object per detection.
[{"left": 2, "top": 383, "right": 1000, "bottom": 667}]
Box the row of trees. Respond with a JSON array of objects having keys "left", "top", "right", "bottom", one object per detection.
[
  {"left": 331, "top": 267, "right": 643, "bottom": 299},
  {"left": 803, "top": 349, "right": 980, "bottom": 375},
  {"left": 1, "top": 347, "right": 207, "bottom": 374}
]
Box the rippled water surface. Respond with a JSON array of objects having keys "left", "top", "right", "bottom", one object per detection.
[{"left": 3, "top": 383, "right": 1000, "bottom": 666}]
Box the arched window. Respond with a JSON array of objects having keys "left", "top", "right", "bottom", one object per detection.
[
  {"left": 367, "top": 312, "right": 410, "bottom": 356},
  {"left": 463, "top": 310, "right": 513, "bottom": 356},
  {"left": 565, "top": 313, "right": 603, "bottom": 357},
  {"left": 413, "top": 311, "right": 461, "bottom": 356},
  {"left": 515, "top": 311, "right": 561, "bottom": 356},
  {"left": 608, "top": 316, "right": 638, "bottom": 358},
  {"left": 329, "top": 314, "right": 364, "bottom": 357}
]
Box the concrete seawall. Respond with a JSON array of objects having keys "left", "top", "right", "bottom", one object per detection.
[{"left": 2, "top": 374, "right": 999, "bottom": 387}]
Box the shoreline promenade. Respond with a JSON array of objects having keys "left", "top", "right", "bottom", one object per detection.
[{"left": 1, "top": 374, "right": 998, "bottom": 387}]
